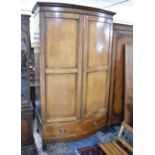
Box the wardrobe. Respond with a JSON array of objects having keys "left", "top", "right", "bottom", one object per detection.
[
  {"left": 108, "top": 23, "right": 133, "bottom": 126},
  {"left": 32, "top": 2, "right": 115, "bottom": 146}
]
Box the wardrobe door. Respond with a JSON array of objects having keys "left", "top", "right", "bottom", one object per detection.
[
  {"left": 41, "top": 12, "right": 83, "bottom": 123},
  {"left": 82, "top": 15, "right": 112, "bottom": 118}
]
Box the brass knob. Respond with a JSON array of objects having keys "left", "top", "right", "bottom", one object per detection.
[
  {"left": 93, "top": 122, "right": 98, "bottom": 128},
  {"left": 59, "top": 128, "right": 66, "bottom": 134}
]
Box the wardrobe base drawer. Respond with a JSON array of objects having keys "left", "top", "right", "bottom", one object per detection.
[{"left": 41, "top": 114, "right": 107, "bottom": 142}]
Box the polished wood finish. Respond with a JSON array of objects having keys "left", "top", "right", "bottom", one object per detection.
[
  {"left": 33, "top": 3, "right": 115, "bottom": 144},
  {"left": 32, "top": 2, "right": 115, "bottom": 16},
  {"left": 43, "top": 114, "right": 107, "bottom": 141},
  {"left": 108, "top": 23, "right": 133, "bottom": 126},
  {"left": 46, "top": 74, "right": 78, "bottom": 122},
  {"left": 45, "top": 13, "right": 79, "bottom": 68},
  {"left": 40, "top": 11, "right": 83, "bottom": 125},
  {"left": 124, "top": 44, "right": 133, "bottom": 126},
  {"left": 82, "top": 16, "right": 112, "bottom": 120}
]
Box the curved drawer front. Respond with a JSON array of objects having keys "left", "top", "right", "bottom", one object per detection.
[{"left": 43, "top": 115, "right": 106, "bottom": 141}]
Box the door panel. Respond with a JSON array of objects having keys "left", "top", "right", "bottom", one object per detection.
[
  {"left": 46, "top": 74, "right": 77, "bottom": 118},
  {"left": 45, "top": 17, "right": 78, "bottom": 68},
  {"left": 82, "top": 15, "right": 112, "bottom": 118},
  {"left": 85, "top": 71, "right": 107, "bottom": 117},
  {"left": 88, "top": 20, "right": 110, "bottom": 67},
  {"left": 43, "top": 12, "right": 83, "bottom": 123}
]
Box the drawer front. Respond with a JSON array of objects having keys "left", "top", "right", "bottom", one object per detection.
[{"left": 43, "top": 115, "right": 106, "bottom": 141}]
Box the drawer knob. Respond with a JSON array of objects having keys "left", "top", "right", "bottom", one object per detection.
[
  {"left": 59, "top": 128, "right": 66, "bottom": 134},
  {"left": 93, "top": 122, "right": 98, "bottom": 127}
]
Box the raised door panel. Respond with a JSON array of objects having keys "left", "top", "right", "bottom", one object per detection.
[
  {"left": 82, "top": 15, "right": 112, "bottom": 118},
  {"left": 87, "top": 19, "right": 110, "bottom": 67},
  {"left": 41, "top": 12, "right": 83, "bottom": 123},
  {"left": 85, "top": 71, "right": 107, "bottom": 117},
  {"left": 46, "top": 74, "right": 77, "bottom": 122},
  {"left": 45, "top": 16, "right": 78, "bottom": 68}
]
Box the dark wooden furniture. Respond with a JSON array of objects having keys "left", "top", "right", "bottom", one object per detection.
[
  {"left": 124, "top": 44, "right": 133, "bottom": 126},
  {"left": 99, "top": 122, "right": 133, "bottom": 155},
  {"left": 21, "top": 14, "right": 36, "bottom": 154},
  {"left": 32, "top": 2, "right": 115, "bottom": 146},
  {"left": 108, "top": 23, "right": 133, "bottom": 126}
]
